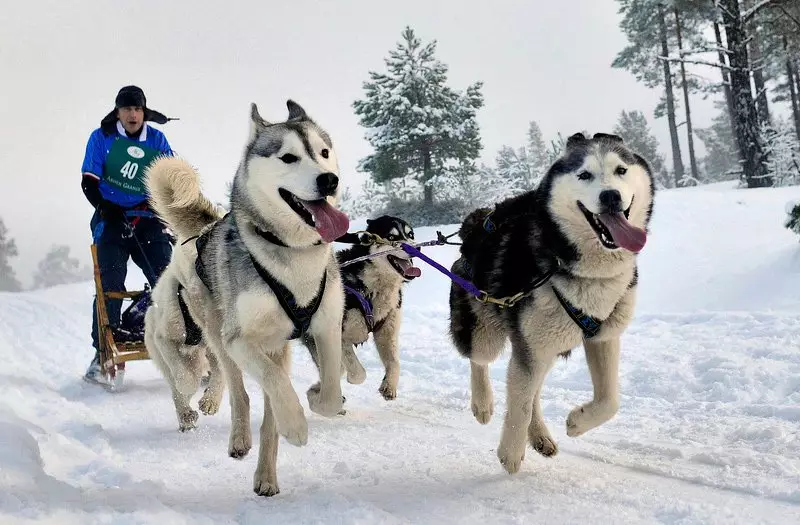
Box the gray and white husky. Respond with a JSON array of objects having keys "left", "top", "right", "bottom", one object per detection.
[
  {"left": 144, "top": 100, "right": 350, "bottom": 496},
  {"left": 303, "top": 215, "right": 421, "bottom": 402},
  {"left": 448, "top": 132, "right": 655, "bottom": 474}
]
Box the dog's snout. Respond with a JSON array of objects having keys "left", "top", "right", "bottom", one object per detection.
[
  {"left": 599, "top": 189, "right": 622, "bottom": 211},
  {"left": 316, "top": 172, "right": 339, "bottom": 197}
]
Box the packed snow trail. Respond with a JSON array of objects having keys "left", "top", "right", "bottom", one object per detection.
[{"left": 1, "top": 182, "right": 799, "bottom": 524}]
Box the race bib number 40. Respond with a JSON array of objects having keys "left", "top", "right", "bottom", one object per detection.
[{"left": 104, "top": 138, "right": 160, "bottom": 196}]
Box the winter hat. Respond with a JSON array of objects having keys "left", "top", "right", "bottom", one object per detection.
[{"left": 100, "top": 85, "right": 178, "bottom": 133}]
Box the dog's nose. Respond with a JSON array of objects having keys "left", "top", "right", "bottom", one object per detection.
[
  {"left": 599, "top": 189, "right": 622, "bottom": 212},
  {"left": 316, "top": 172, "right": 339, "bottom": 197}
]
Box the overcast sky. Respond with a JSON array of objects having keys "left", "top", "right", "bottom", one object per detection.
[{"left": 1, "top": 0, "right": 718, "bottom": 286}]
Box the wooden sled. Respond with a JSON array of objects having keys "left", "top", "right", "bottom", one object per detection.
[{"left": 90, "top": 243, "right": 150, "bottom": 390}]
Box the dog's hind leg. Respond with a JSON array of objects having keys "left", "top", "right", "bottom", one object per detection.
[
  {"left": 214, "top": 346, "right": 252, "bottom": 458},
  {"left": 145, "top": 327, "right": 199, "bottom": 431},
  {"left": 198, "top": 346, "right": 225, "bottom": 416},
  {"left": 566, "top": 337, "right": 621, "bottom": 437},
  {"left": 528, "top": 359, "right": 559, "bottom": 457},
  {"left": 342, "top": 342, "right": 366, "bottom": 385},
  {"left": 373, "top": 309, "right": 401, "bottom": 400},
  {"left": 497, "top": 338, "right": 554, "bottom": 474},
  {"left": 466, "top": 320, "right": 507, "bottom": 425}
]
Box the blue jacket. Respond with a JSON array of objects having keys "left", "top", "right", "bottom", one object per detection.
[{"left": 81, "top": 121, "right": 173, "bottom": 207}]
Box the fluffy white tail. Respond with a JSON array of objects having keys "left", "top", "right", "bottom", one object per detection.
[{"left": 145, "top": 156, "right": 222, "bottom": 240}]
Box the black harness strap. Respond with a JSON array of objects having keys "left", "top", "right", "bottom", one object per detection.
[
  {"left": 176, "top": 284, "right": 203, "bottom": 346},
  {"left": 250, "top": 254, "right": 327, "bottom": 340},
  {"left": 195, "top": 230, "right": 214, "bottom": 293},
  {"left": 551, "top": 285, "right": 603, "bottom": 339}
]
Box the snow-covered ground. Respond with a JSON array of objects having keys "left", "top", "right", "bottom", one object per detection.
[{"left": 1, "top": 181, "right": 799, "bottom": 524}]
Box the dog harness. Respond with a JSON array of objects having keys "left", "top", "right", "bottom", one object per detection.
[
  {"left": 343, "top": 283, "right": 375, "bottom": 332},
  {"left": 176, "top": 283, "right": 204, "bottom": 346},
  {"left": 250, "top": 253, "right": 327, "bottom": 340},
  {"left": 551, "top": 285, "right": 603, "bottom": 339},
  {"left": 191, "top": 218, "right": 327, "bottom": 341}
]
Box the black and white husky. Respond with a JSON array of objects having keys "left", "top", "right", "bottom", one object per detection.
[
  {"left": 303, "top": 215, "right": 421, "bottom": 402},
  {"left": 144, "top": 100, "right": 350, "bottom": 496},
  {"left": 448, "top": 132, "right": 655, "bottom": 474}
]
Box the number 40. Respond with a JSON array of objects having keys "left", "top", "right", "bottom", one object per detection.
[{"left": 121, "top": 161, "right": 139, "bottom": 180}]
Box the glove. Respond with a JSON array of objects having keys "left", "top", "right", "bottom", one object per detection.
[{"left": 97, "top": 200, "right": 126, "bottom": 223}]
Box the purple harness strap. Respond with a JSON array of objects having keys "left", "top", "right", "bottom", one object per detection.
[
  {"left": 400, "top": 242, "right": 484, "bottom": 299},
  {"left": 343, "top": 284, "right": 375, "bottom": 331}
]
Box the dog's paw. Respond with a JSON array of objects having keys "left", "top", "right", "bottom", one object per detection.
[
  {"left": 378, "top": 375, "right": 397, "bottom": 401},
  {"left": 178, "top": 409, "right": 199, "bottom": 432},
  {"left": 253, "top": 478, "right": 280, "bottom": 497},
  {"left": 497, "top": 444, "right": 525, "bottom": 475},
  {"left": 307, "top": 384, "right": 344, "bottom": 418},
  {"left": 471, "top": 400, "right": 493, "bottom": 424},
  {"left": 274, "top": 401, "right": 308, "bottom": 446},
  {"left": 198, "top": 389, "right": 222, "bottom": 415},
  {"left": 530, "top": 434, "right": 559, "bottom": 457},
  {"left": 228, "top": 426, "right": 252, "bottom": 459},
  {"left": 566, "top": 400, "right": 618, "bottom": 437},
  {"left": 347, "top": 364, "right": 367, "bottom": 385}
]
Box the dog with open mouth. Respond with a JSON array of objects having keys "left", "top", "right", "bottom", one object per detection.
[
  {"left": 303, "top": 215, "right": 421, "bottom": 403},
  {"left": 448, "top": 131, "right": 655, "bottom": 475},
  {"left": 144, "top": 100, "right": 349, "bottom": 497}
]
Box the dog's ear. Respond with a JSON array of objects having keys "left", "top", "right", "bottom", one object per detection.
[
  {"left": 249, "top": 103, "right": 270, "bottom": 141},
  {"left": 566, "top": 132, "right": 588, "bottom": 149},
  {"left": 286, "top": 100, "right": 308, "bottom": 120},
  {"left": 593, "top": 132, "right": 624, "bottom": 144}
]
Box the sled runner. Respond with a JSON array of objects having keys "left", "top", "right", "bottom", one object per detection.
[{"left": 90, "top": 243, "right": 151, "bottom": 391}]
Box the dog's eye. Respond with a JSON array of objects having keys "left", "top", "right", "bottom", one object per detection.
[
  {"left": 577, "top": 171, "right": 593, "bottom": 181},
  {"left": 615, "top": 166, "right": 627, "bottom": 176},
  {"left": 321, "top": 149, "right": 329, "bottom": 159},
  {"left": 279, "top": 154, "right": 299, "bottom": 164},
  {"left": 408, "top": 231, "right": 414, "bottom": 239}
]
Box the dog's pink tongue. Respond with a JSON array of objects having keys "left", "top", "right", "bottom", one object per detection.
[
  {"left": 598, "top": 212, "right": 647, "bottom": 253},
  {"left": 397, "top": 258, "right": 422, "bottom": 278},
  {"left": 305, "top": 200, "right": 350, "bottom": 243}
]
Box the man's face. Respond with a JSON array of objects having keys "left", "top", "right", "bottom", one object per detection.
[{"left": 117, "top": 106, "right": 144, "bottom": 135}]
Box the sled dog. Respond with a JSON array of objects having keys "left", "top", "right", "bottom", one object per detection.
[
  {"left": 144, "top": 100, "right": 349, "bottom": 496},
  {"left": 303, "top": 215, "right": 421, "bottom": 402},
  {"left": 448, "top": 132, "right": 655, "bottom": 474}
]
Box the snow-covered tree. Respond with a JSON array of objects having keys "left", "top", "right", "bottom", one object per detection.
[
  {"left": 0, "top": 218, "right": 21, "bottom": 292},
  {"left": 696, "top": 103, "right": 741, "bottom": 183},
  {"left": 784, "top": 200, "right": 800, "bottom": 239},
  {"left": 353, "top": 26, "right": 484, "bottom": 206},
  {"left": 32, "top": 245, "right": 91, "bottom": 290},
  {"left": 526, "top": 121, "right": 549, "bottom": 185},
  {"left": 613, "top": 110, "right": 671, "bottom": 188},
  {"left": 763, "top": 117, "right": 800, "bottom": 187},
  {"left": 495, "top": 146, "right": 531, "bottom": 190}
]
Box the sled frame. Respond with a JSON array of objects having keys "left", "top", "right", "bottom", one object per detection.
[{"left": 91, "top": 243, "right": 150, "bottom": 381}]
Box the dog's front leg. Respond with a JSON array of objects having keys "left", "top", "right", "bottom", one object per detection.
[
  {"left": 566, "top": 337, "right": 620, "bottom": 437},
  {"left": 373, "top": 309, "right": 401, "bottom": 400},
  {"left": 307, "top": 324, "right": 344, "bottom": 417},
  {"left": 228, "top": 337, "right": 308, "bottom": 447}
]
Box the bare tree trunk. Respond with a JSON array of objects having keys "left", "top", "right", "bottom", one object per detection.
[
  {"left": 422, "top": 148, "right": 434, "bottom": 205},
  {"left": 720, "top": 0, "right": 772, "bottom": 187},
  {"left": 674, "top": 7, "right": 699, "bottom": 184},
  {"left": 713, "top": 19, "right": 737, "bottom": 137},
  {"left": 658, "top": 3, "right": 685, "bottom": 187},
  {"left": 746, "top": 3, "right": 771, "bottom": 125},
  {"left": 786, "top": 41, "right": 800, "bottom": 142}
]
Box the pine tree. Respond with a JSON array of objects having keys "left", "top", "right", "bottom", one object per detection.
[
  {"left": 495, "top": 146, "right": 532, "bottom": 190},
  {"left": 613, "top": 110, "right": 671, "bottom": 188},
  {"left": 526, "top": 121, "right": 549, "bottom": 185},
  {"left": 32, "top": 245, "right": 91, "bottom": 290},
  {"left": 353, "top": 26, "right": 484, "bottom": 206},
  {"left": 0, "top": 217, "right": 21, "bottom": 292}
]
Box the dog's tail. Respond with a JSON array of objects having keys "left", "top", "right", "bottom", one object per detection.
[
  {"left": 458, "top": 207, "right": 493, "bottom": 260},
  {"left": 145, "top": 156, "right": 222, "bottom": 241}
]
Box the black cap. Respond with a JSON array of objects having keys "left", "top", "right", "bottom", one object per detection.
[{"left": 100, "top": 85, "right": 178, "bottom": 134}]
